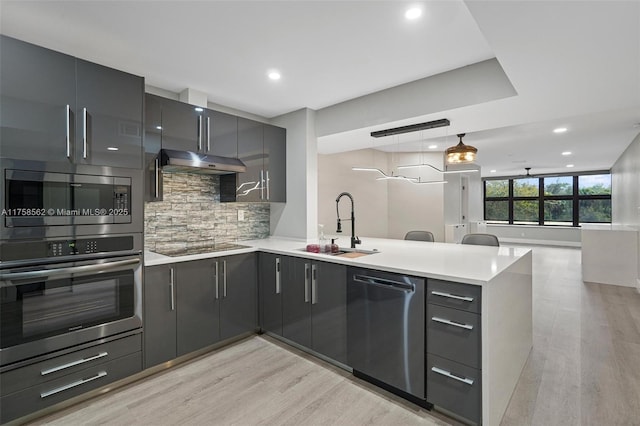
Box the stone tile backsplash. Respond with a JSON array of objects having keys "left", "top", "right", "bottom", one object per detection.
[{"left": 144, "top": 173, "right": 270, "bottom": 253}]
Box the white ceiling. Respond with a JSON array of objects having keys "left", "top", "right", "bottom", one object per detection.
[{"left": 1, "top": 0, "right": 639, "bottom": 177}]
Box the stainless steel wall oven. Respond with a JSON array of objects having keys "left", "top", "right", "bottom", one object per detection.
[{"left": 0, "top": 234, "right": 142, "bottom": 367}]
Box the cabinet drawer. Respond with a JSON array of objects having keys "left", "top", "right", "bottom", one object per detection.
[
  {"left": 427, "top": 279, "right": 481, "bottom": 313},
  {"left": 1, "top": 333, "right": 141, "bottom": 396},
  {"left": 1, "top": 351, "right": 141, "bottom": 424},
  {"left": 427, "top": 304, "right": 481, "bottom": 368},
  {"left": 427, "top": 354, "right": 481, "bottom": 424}
]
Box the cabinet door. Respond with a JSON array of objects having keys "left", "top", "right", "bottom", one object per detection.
[
  {"left": 259, "top": 253, "right": 283, "bottom": 335},
  {"left": 282, "top": 257, "right": 312, "bottom": 348},
  {"left": 220, "top": 254, "right": 257, "bottom": 340},
  {"left": 0, "top": 36, "right": 75, "bottom": 163},
  {"left": 176, "top": 259, "right": 220, "bottom": 356},
  {"left": 236, "top": 117, "right": 264, "bottom": 202},
  {"left": 160, "top": 98, "right": 202, "bottom": 153},
  {"left": 311, "top": 261, "right": 347, "bottom": 364},
  {"left": 143, "top": 265, "right": 177, "bottom": 368},
  {"left": 209, "top": 110, "right": 238, "bottom": 158},
  {"left": 144, "top": 94, "right": 163, "bottom": 201},
  {"left": 263, "top": 124, "right": 286, "bottom": 202},
  {"left": 76, "top": 59, "right": 143, "bottom": 169}
]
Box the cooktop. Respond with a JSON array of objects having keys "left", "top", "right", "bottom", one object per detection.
[{"left": 154, "top": 243, "right": 250, "bottom": 257}]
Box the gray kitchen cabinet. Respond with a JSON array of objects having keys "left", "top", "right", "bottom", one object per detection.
[
  {"left": 159, "top": 97, "right": 202, "bottom": 153},
  {"left": 219, "top": 254, "right": 258, "bottom": 340},
  {"left": 209, "top": 110, "right": 238, "bottom": 159},
  {"left": 278, "top": 256, "right": 347, "bottom": 364},
  {"left": 220, "top": 118, "right": 286, "bottom": 203},
  {"left": 143, "top": 264, "right": 177, "bottom": 367},
  {"left": 144, "top": 94, "right": 163, "bottom": 201},
  {"left": 259, "top": 253, "right": 283, "bottom": 336},
  {"left": 426, "top": 279, "right": 482, "bottom": 424},
  {"left": 0, "top": 35, "right": 143, "bottom": 168},
  {"left": 176, "top": 258, "right": 220, "bottom": 356}
]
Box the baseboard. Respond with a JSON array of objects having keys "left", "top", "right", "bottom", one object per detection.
[{"left": 499, "top": 237, "right": 581, "bottom": 248}]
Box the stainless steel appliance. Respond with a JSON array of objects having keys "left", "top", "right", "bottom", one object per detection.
[
  {"left": 0, "top": 159, "right": 143, "bottom": 241},
  {"left": 0, "top": 234, "right": 142, "bottom": 367},
  {"left": 347, "top": 267, "right": 428, "bottom": 407}
]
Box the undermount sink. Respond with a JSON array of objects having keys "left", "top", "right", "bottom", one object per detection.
[{"left": 297, "top": 247, "right": 379, "bottom": 257}]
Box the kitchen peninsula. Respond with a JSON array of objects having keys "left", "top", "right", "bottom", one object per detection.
[{"left": 145, "top": 237, "right": 533, "bottom": 426}]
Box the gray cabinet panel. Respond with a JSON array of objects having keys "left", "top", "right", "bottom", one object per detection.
[
  {"left": 209, "top": 110, "right": 238, "bottom": 158},
  {"left": 144, "top": 94, "right": 163, "bottom": 201},
  {"left": 160, "top": 98, "right": 202, "bottom": 153},
  {"left": 427, "top": 279, "right": 481, "bottom": 313},
  {"left": 282, "top": 257, "right": 312, "bottom": 348},
  {"left": 263, "top": 124, "right": 286, "bottom": 202},
  {"left": 75, "top": 59, "right": 143, "bottom": 169},
  {"left": 236, "top": 117, "right": 264, "bottom": 202},
  {"left": 143, "top": 265, "right": 177, "bottom": 368},
  {"left": 0, "top": 35, "right": 76, "bottom": 162},
  {"left": 427, "top": 354, "right": 481, "bottom": 424},
  {"left": 220, "top": 254, "right": 257, "bottom": 340},
  {"left": 311, "top": 261, "right": 347, "bottom": 364},
  {"left": 1, "top": 352, "right": 141, "bottom": 424},
  {"left": 176, "top": 259, "right": 220, "bottom": 356},
  {"left": 259, "top": 253, "right": 283, "bottom": 336},
  {"left": 427, "top": 304, "right": 481, "bottom": 369}
]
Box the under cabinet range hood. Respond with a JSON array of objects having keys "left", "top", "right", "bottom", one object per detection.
[{"left": 160, "top": 149, "right": 246, "bottom": 175}]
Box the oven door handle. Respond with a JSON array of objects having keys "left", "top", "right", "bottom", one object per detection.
[{"left": 0, "top": 257, "right": 140, "bottom": 282}]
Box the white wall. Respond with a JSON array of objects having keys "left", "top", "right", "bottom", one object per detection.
[
  {"left": 612, "top": 133, "right": 640, "bottom": 227},
  {"left": 270, "top": 108, "right": 317, "bottom": 240},
  {"left": 318, "top": 149, "right": 389, "bottom": 238},
  {"left": 317, "top": 150, "right": 447, "bottom": 241}
]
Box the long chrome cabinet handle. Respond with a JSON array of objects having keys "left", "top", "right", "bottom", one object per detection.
[
  {"left": 0, "top": 257, "right": 140, "bottom": 281},
  {"left": 197, "top": 115, "right": 202, "bottom": 151},
  {"left": 169, "top": 267, "right": 175, "bottom": 311},
  {"left": 155, "top": 157, "right": 160, "bottom": 198},
  {"left": 311, "top": 264, "right": 317, "bottom": 305},
  {"left": 214, "top": 261, "right": 219, "bottom": 300},
  {"left": 266, "top": 170, "right": 270, "bottom": 200},
  {"left": 223, "top": 260, "right": 227, "bottom": 298},
  {"left": 82, "top": 107, "right": 88, "bottom": 159},
  {"left": 40, "top": 371, "right": 107, "bottom": 399},
  {"left": 275, "top": 258, "right": 281, "bottom": 294},
  {"left": 304, "top": 263, "right": 310, "bottom": 303},
  {"left": 65, "top": 104, "right": 71, "bottom": 158},
  {"left": 431, "top": 316, "right": 473, "bottom": 330},
  {"left": 260, "top": 170, "right": 265, "bottom": 200},
  {"left": 207, "top": 116, "right": 211, "bottom": 152},
  {"left": 431, "top": 366, "right": 474, "bottom": 386},
  {"left": 431, "top": 291, "right": 474, "bottom": 302},
  {"left": 41, "top": 352, "right": 108, "bottom": 376}
]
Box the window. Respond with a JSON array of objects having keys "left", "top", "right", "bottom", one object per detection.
[{"left": 483, "top": 172, "right": 611, "bottom": 226}]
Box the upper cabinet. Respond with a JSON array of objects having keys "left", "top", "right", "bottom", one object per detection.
[
  {"left": 0, "top": 36, "right": 144, "bottom": 169},
  {"left": 221, "top": 117, "right": 286, "bottom": 203},
  {"left": 144, "top": 94, "right": 163, "bottom": 202}
]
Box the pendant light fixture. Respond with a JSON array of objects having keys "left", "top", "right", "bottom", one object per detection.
[{"left": 445, "top": 133, "right": 477, "bottom": 164}]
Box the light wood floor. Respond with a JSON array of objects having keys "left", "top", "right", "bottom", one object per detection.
[{"left": 25, "top": 246, "right": 640, "bottom": 426}]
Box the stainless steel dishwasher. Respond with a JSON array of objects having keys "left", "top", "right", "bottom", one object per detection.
[{"left": 347, "top": 267, "right": 428, "bottom": 407}]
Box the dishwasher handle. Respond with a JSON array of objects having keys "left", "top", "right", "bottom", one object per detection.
[{"left": 352, "top": 274, "right": 415, "bottom": 292}]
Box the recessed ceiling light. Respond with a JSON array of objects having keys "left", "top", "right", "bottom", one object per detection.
[
  {"left": 428, "top": 144, "right": 438, "bottom": 149},
  {"left": 490, "top": 169, "right": 497, "bottom": 173},
  {"left": 268, "top": 70, "right": 281, "bottom": 81},
  {"left": 107, "top": 147, "right": 119, "bottom": 151},
  {"left": 566, "top": 164, "right": 574, "bottom": 168},
  {"left": 562, "top": 151, "right": 572, "bottom": 156},
  {"left": 553, "top": 127, "right": 568, "bottom": 133},
  {"left": 405, "top": 7, "right": 422, "bottom": 20},
  {"left": 194, "top": 107, "right": 204, "bottom": 112}
]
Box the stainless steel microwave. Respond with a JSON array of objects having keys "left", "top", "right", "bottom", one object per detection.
[{"left": 2, "top": 168, "right": 142, "bottom": 240}]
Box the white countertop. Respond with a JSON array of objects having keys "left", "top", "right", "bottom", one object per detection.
[{"left": 145, "top": 236, "right": 531, "bottom": 285}]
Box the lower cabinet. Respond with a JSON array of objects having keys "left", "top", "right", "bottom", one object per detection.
[
  {"left": 0, "top": 334, "right": 142, "bottom": 424},
  {"left": 260, "top": 254, "right": 347, "bottom": 365},
  {"left": 426, "top": 279, "right": 482, "bottom": 424},
  {"left": 144, "top": 254, "right": 257, "bottom": 369}
]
